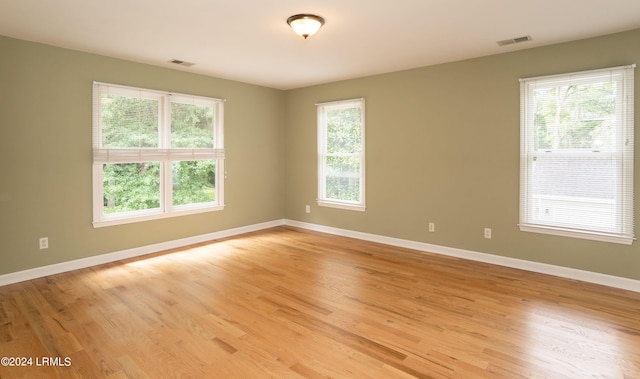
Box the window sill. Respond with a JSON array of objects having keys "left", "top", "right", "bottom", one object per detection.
[
  {"left": 93, "top": 204, "right": 225, "bottom": 228},
  {"left": 519, "top": 223, "right": 634, "bottom": 245},
  {"left": 317, "top": 200, "right": 366, "bottom": 212}
]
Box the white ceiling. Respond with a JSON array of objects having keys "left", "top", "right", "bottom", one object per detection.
[{"left": 2, "top": 1, "right": 640, "bottom": 90}]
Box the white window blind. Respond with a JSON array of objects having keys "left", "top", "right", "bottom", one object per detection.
[
  {"left": 317, "top": 98, "right": 366, "bottom": 211},
  {"left": 92, "top": 82, "right": 225, "bottom": 227},
  {"left": 519, "top": 65, "right": 635, "bottom": 244}
]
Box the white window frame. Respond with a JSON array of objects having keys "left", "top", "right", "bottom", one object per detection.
[
  {"left": 317, "top": 98, "right": 366, "bottom": 211},
  {"left": 92, "top": 82, "right": 225, "bottom": 227},
  {"left": 519, "top": 65, "right": 634, "bottom": 244}
]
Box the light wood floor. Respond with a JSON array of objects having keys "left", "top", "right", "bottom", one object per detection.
[{"left": 1, "top": 226, "right": 639, "bottom": 378}]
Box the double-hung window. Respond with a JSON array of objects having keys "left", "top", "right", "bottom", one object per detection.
[
  {"left": 92, "top": 82, "right": 224, "bottom": 227},
  {"left": 519, "top": 65, "right": 634, "bottom": 244},
  {"left": 317, "top": 98, "right": 366, "bottom": 211}
]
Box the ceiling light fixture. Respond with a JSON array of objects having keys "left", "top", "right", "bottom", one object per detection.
[{"left": 287, "top": 14, "right": 325, "bottom": 39}]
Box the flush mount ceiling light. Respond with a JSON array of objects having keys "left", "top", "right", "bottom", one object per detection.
[{"left": 287, "top": 14, "right": 325, "bottom": 39}]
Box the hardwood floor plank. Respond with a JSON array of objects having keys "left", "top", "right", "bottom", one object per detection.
[{"left": 1, "top": 226, "right": 639, "bottom": 378}]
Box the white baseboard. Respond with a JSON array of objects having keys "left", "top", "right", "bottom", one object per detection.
[
  {"left": 2, "top": 218, "right": 639, "bottom": 293},
  {"left": 0, "top": 220, "right": 285, "bottom": 287},
  {"left": 285, "top": 220, "right": 640, "bottom": 293}
]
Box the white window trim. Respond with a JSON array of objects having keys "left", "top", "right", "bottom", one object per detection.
[
  {"left": 92, "top": 82, "right": 225, "bottom": 228},
  {"left": 317, "top": 199, "right": 366, "bottom": 212},
  {"left": 317, "top": 98, "right": 366, "bottom": 212},
  {"left": 519, "top": 65, "right": 634, "bottom": 244}
]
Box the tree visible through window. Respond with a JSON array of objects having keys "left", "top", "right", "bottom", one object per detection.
[
  {"left": 317, "top": 98, "right": 365, "bottom": 211},
  {"left": 92, "top": 83, "right": 224, "bottom": 227},
  {"left": 519, "top": 66, "right": 634, "bottom": 244}
]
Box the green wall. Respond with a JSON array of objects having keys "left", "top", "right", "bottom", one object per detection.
[
  {"left": 2, "top": 29, "right": 640, "bottom": 282},
  {"left": 284, "top": 29, "right": 640, "bottom": 281},
  {"left": 0, "top": 36, "right": 285, "bottom": 275}
]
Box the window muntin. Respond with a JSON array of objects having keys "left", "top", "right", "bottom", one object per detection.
[
  {"left": 519, "top": 66, "right": 634, "bottom": 244},
  {"left": 317, "top": 98, "right": 365, "bottom": 211},
  {"left": 92, "top": 82, "right": 224, "bottom": 227}
]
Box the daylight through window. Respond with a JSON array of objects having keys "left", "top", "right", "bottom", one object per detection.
[
  {"left": 317, "top": 98, "right": 365, "bottom": 211},
  {"left": 92, "top": 82, "right": 224, "bottom": 227},
  {"left": 519, "top": 65, "right": 634, "bottom": 244}
]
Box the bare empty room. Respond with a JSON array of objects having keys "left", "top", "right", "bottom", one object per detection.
[{"left": 1, "top": 1, "right": 640, "bottom": 378}]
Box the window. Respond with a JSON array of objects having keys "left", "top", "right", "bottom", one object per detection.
[
  {"left": 317, "top": 98, "right": 365, "bottom": 211},
  {"left": 519, "top": 65, "right": 634, "bottom": 244},
  {"left": 92, "top": 82, "right": 224, "bottom": 227}
]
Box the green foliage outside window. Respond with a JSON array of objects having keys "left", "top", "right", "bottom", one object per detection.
[
  {"left": 171, "top": 102, "right": 214, "bottom": 148},
  {"left": 101, "top": 96, "right": 217, "bottom": 213},
  {"left": 534, "top": 82, "right": 615, "bottom": 151},
  {"left": 103, "top": 163, "right": 160, "bottom": 214},
  {"left": 172, "top": 160, "right": 216, "bottom": 206},
  {"left": 101, "top": 95, "right": 159, "bottom": 148},
  {"left": 324, "top": 106, "right": 362, "bottom": 202}
]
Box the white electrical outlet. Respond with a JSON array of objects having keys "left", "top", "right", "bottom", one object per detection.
[
  {"left": 305, "top": 205, "right": 311, "bottom": 213},
  {"left": 484, "top": 228, "right": 492, "bottom": 239},
  {"left": 428, "top": 223, "right": 435, "bottom": 232},
  {"left": 39, "top": 237, "right": 49, "bottom": 249}
]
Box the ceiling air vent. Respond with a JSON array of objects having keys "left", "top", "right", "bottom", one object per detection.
[
  {"left": 496, "top": 35, "right": 532, "bottom": 47},
  {"left": 169, "top": 59, "right": 195, "bottom": 67}
]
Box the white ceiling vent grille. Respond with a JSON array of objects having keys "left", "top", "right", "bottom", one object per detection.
[
  {"left": 169, "top": 59, "right": 195, "bottom": 67},
  {"left": 496, "top": 35, "right": 532, "bottom": 47}
]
